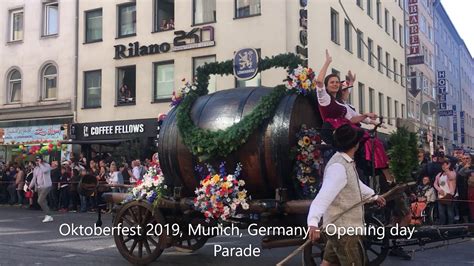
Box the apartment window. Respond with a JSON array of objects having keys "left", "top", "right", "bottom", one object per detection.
[
  {"left": 194, "top": 0, "right": 216, "bottom": 25},
  {"left": 393, "top": 58, "right": 398, "bottom": 82},
  {"left": 7, "top": 69, "right": 21, "bottom": 103},
  {"left": 358, "top": 82, "right": 365, "bottom": 114},
  {"left": 399, "top": 24, "right": 403, "bottom": 47},
  {"left": 428, "top": 26, "right": 433, "bottom": 42},
  {"left": 154, "top": 61, "right": 174, "bottom": 101},
  {"left": 357, "top": 30, "right": 364, "bottom": 60},
  {"left": 400, "top": 63, "right": 405, "bottom": 87},
  {"left": 41, "top": 64, "right": 57, "bottom": 100},
  {"left": 85, "top": 9, "right": 102, "bottom": 43},
  {"left": 401, "top": 103, "right": 405, "bottom": 118},
  {"left": 377, "top": 46, "right": 383, "bottom": 73},
  {"left": 376, "top": 0, "right": 381, "bottom": 26},
  {"left": 387, "top": 97, "right": 392, "bottom": 125},
  {"left": 154, "top": 0, "right": 174, "bottom": 31},
  {"left": 378, "top": 92, "right": 384, "bottom": 117},
  {"left": 9, "top": 9, "right": 24, "bottom": 41},
  {"left": 117, "top": 66, "right": 136, "bottom": 105},
  {"left": 395, "top": 100, "right": 399, "bottom": 118},
  {"left": 84, "top": 70, "right": 101, "bottom": 108},
  {"left": 369, "top": 88, "right": 375, "bottom": 113},
  {"left": 385, "top": 52, "right": 391, "bottom": 78},
  {"left": 357, "top": 0, "right": 363, "bottom": 9},
  {"left": 193, "top": 55, "right": 216, "bottom": 92},
  {"left": 235, "top": 0, "right": 261, "bottom": 18},
  {"left": 118, "top": 3, "right": 136, "bottom": 37},
  {"left": 367, "top": 0, "right": 372, "bottom": 17},
  {"left": 368, "top": 38, "right": 374, "bottom": 67},
  {"left": 43, "top": 2, "right": 59, "bottom": 36},
  {"left": 344, "top": 20, "right": 352, "bottom": 52},
  {"left": 384, "top": 9, "right": 389, "bottom": 34},
  {"left": 392, "top": 18, "right": 396, "bottom": 42},
  {"left": 330, "top": 9, "right": 339, "bottom": 44}
]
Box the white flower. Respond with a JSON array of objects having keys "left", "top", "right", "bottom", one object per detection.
[
  {"left": 238, "top": 180, "right": 245, "bottom": 186},
  {"left": 241, "top": 202, "right": 249, "bottom": 210},
  {"left": 230, "top": 203, "right": 237, "bottom": 210},
  {"left": 226, "top": 175, "right": 234, "bottom": 182}
]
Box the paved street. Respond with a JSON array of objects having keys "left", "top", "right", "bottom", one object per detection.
[{"left": 0, "top": 205, "right": 473, "bottom": 266}]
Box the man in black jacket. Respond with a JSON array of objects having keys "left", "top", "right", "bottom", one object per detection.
[{"left": 48, "top": 161, "right": 61, "bottom": 211}]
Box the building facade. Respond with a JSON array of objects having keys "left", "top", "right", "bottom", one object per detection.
[
  {"left": 434, "top": 2, "right": 474, "bottom": 152},
  {"left": 404, "top": 0, "right": 437, "bottom": 152},
  {"left": 308, "top": 0, "right": 407, "bottom": 136},
  {"left": 0, "top": 0, "right": 76, "bottom": 162},
  {"left": 74, "top": 0, "right": 303, "bottom": 159}
]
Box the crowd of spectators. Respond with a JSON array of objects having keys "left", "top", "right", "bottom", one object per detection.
[
  {"left": 0, "top": 152, "right": 152, "bottom": 214},
  {"left": 410, "top": 148, "right": 474, "bottom": 225}
]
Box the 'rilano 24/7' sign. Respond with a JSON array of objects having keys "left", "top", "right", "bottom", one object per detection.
[{"left": 114, "top": 26, "right": 215, "bottom": 59}]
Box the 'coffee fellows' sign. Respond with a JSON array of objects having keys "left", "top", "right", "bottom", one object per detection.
[
  {"left": 114, "top": 26, "right": 215, "bottom": 59},
  {"left": 70, "top": 119, "right": 158, "bottom": 140},
  {"left": 233, "top": 48, "right": 259, "bottom": 80}
]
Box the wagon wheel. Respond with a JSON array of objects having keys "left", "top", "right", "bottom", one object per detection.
[
  {"left": 302, "top": 238, "right": 325, "bottom": 266},
  {"left": 174, "top": 217, "right": 209, "bottom": 253},
  {"left": 364, "top": 215, "right": 389, "bottom": 266},
  {"left": 113, "top": 201, "right": 167, "bottom": 265}
]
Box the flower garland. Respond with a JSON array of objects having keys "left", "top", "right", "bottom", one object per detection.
[
  {"left": 194, "top": 162, "right": 249, "bottom": 221},
  {"left": 285, "top": 65, "right": 317, "bottom": 95},
  {"left": 170, "top": 79, "right": 197, "bottom": 108},
  {"left": 291, "top": 124, "right": 323, "bottom": 198},
  {"left": 176, "top": 53, "right": 304, "bottom": 162},
  {"left": 124, "top": 162, "right": 168, "bottom": 208}
]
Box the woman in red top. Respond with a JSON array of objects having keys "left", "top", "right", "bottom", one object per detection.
[{"left": 315, "top": 50, "right": 392, "bottom": 181}]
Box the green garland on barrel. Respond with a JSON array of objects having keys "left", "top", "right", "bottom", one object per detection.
[{"left": 176, "top": 53, "right": 303, "bottom": 161}]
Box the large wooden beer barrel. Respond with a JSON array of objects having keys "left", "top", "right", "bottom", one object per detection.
[{"left": 158, "top": 87, "right": 321, "bottom": 199}]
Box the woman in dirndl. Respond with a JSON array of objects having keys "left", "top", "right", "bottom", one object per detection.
[{"left": 314, "top": 50, "right": 392, "bottom": 181}]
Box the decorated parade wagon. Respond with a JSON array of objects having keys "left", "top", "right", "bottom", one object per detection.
[{"left": 79, "top": 52, "right": 474, "bottom": 265}]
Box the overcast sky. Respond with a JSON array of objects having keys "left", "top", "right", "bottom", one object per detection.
[{"left": 441, "top": 0, "right": 474, "bottom": 57}]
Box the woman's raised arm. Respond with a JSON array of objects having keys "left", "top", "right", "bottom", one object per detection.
[{"left": 315, "top": 50, "right": 332, "bottom": 89}]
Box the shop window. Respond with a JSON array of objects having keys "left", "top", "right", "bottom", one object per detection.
[
  {"left": 193, "top": 55, "right": 216, "bottom": 92},
  {"left": 194, "top": 0, "right": 216, "bottom": 25},
  {"left": 154, "top": 0, "right": 174, "bottom": 32},
  {"left": 84, "top": 70, "right": 101, "bottom": 108},
  {"left": 85, "top": 9, "right": 102, "bottom": 43},
  {"left": 118, "top": 3, "right": 136, "bottom": 37},
  {"left": 235, "top": 0, "right": 261, "bottom": 18},
  {"left": 41, "top": 64, "right": 57, "bottom": 100},
  {"left": 9, "top": 9, "right": 23, "bottom": 41},
  {"left": 154, "top": 61, "right": 174, "bottom": 101},
  {"left": 43, "top": 1, "right": 59, "bottom": 36},
  {"left": 117, "top": 66, "right": 136, "bottom": 105},
  {"left": 7, "top": 69, "right": 21, "bottom": 103}
]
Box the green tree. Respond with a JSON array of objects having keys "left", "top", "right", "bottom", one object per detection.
[{"left": 387, "top": 127, "right": 418, "bottom": 183}]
